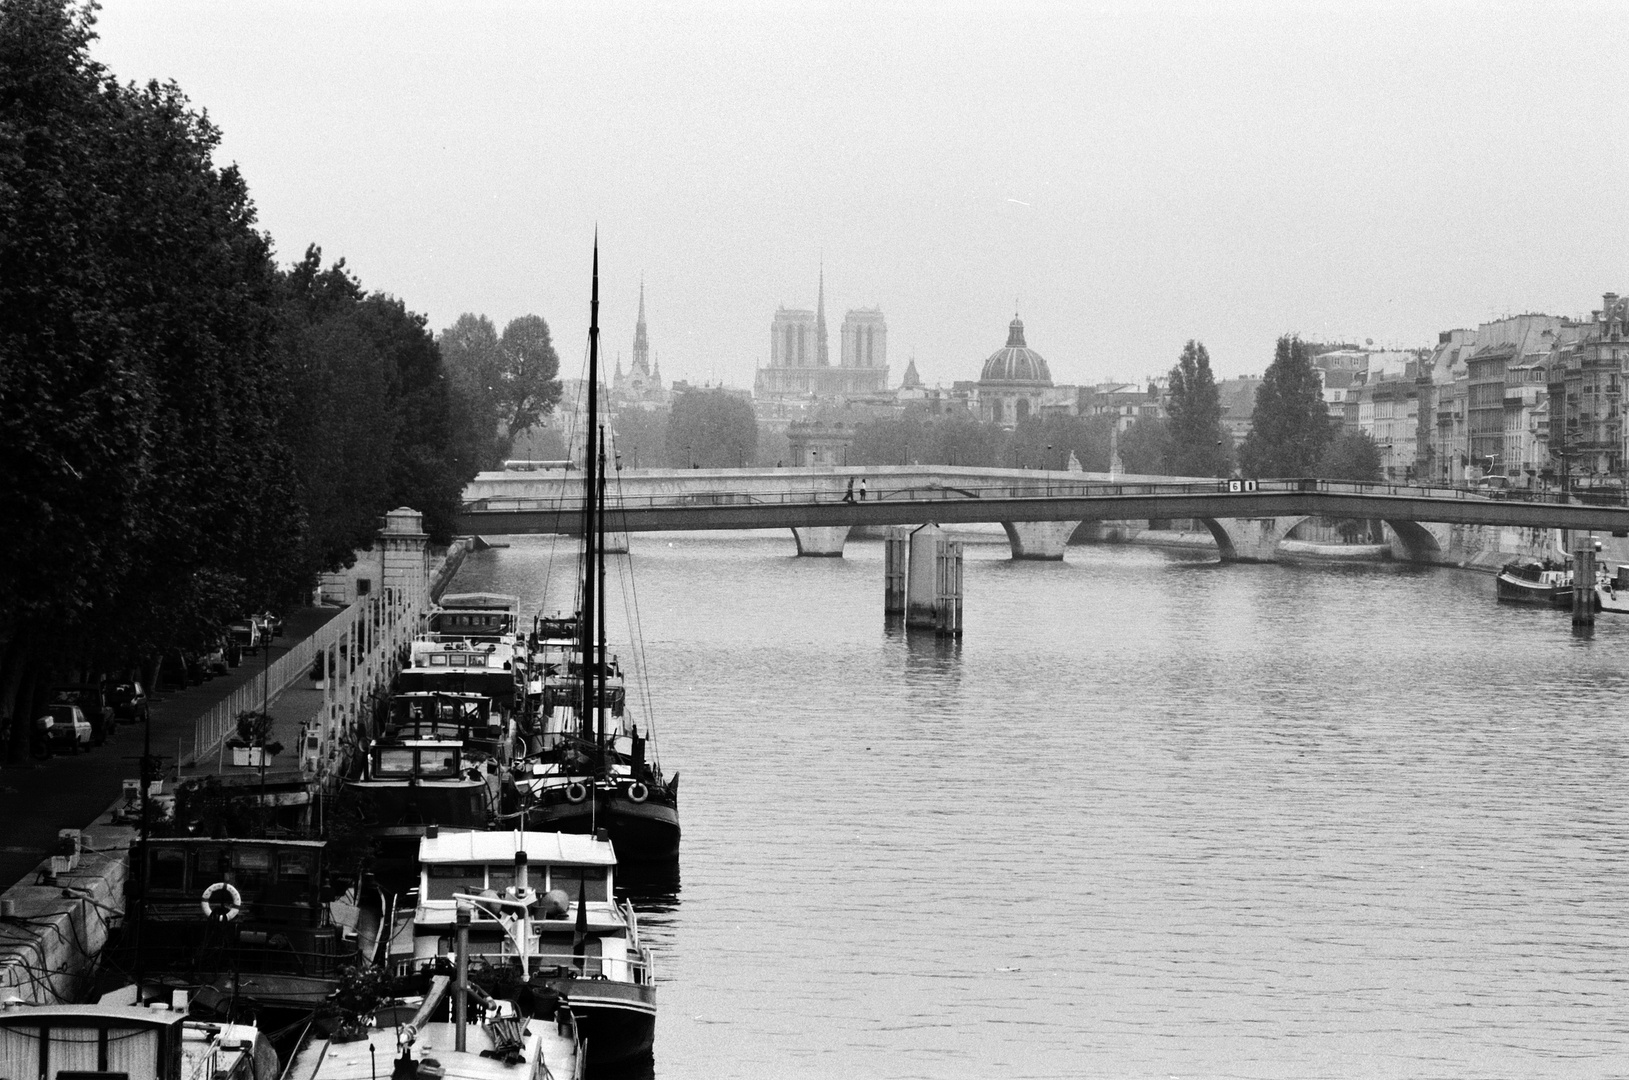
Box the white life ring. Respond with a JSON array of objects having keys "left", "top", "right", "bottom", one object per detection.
[
  {"left": 626, "top": 782, "right": 649, "bottom": 804},
  {"left": 564, "top": 781, "right": 589, "bottom": 804},
  {"left": 201, "top": 881, "right": 242, "bottom": 921}
]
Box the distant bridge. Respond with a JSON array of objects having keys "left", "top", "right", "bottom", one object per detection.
[{"left": 457, "top": 466, "right": 1629, "bottom": 561}]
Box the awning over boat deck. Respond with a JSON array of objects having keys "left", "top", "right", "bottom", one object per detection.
[{"left": 418, "top": 829, "right": 616, "bottom": 867}]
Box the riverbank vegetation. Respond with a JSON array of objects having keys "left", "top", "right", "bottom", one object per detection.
[{"left": 0, "top": 0, "right": 557, "bottom": 757}]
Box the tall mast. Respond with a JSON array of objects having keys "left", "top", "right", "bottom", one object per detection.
[
  {"left": 596, "top": 427, "right": 608, "bottom": 752},
  {"left": 581, "top": 238, "right": 599, "bottom": 739}
]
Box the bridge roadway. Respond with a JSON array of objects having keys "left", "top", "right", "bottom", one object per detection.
[{"left": 458, "top": 466, "right": 1629, "bottom": 561}]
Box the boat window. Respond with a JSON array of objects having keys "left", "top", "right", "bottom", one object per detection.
[
  {"left": 235, "top": 847, "right": 272, "bottom": 891},
  {"left": 429, "top": 654, "right": 448, "bottom": 667},
  {"left": 419, "top": 749, "right": 460, "bottom": 778},
  {"left": 149, "top": 848, "right": 186, "bottom": 891},
  {"left": 278, "top": 850, "right": 314, "bottom": 882},
  {"left": 487, "top": 866, "right": 514, "bottom": 892},
  {"left": 425, "top": 864, "right": 485, "bottom": 900},
  {"left": 449, "top": 654, "right": 467, "bottom": 667},
  {"left": 548, "top": 867, "right": 609, "bottom": 902},
  {"left": 195, "top": 846, "right": 230, "bottom": 881},
  {"left": 532, "top": 933, "right": 603, "bottom": 974},
  {"left": 376, "top": 748, "right": 416, "bottom": 776}
]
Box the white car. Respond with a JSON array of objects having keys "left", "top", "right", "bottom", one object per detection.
[{"left": 35, "top": 703, "right": 93, "bottom": 754}]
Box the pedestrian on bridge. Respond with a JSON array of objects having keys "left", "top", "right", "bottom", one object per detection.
[
  {"left": 844, "top": 478, "right": 855, "bottom": 503},
  {"left": 859, "top": 477, "right": 868, "bottom": 500}
]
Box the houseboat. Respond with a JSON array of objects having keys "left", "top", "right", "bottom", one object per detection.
[{"left": 397, "top": 828, "right": 656, "bottom": 1069}]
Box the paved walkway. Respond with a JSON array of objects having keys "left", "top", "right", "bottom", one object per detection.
[{"left": 0, "top": 606, "right": 341, "bottom": 892}]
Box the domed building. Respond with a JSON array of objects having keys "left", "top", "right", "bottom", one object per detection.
[{"left": 978, "top": 314, "right": 1054, "bottom": 426}]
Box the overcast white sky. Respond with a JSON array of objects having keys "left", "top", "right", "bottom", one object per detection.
[{"left": 91, "top": 1, "right": 1628, "bottom": 389}]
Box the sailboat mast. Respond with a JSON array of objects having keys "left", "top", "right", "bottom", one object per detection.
[
  {"left": 581, "top": 240, "right": 600, "bottom": 740},
  {"left": 596, "top": 427, "right": 609, "bottom": 751}
]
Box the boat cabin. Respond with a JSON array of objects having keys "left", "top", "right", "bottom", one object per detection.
[
  {"left": 385, "top": 692, "right": 513, "bottom": 761},
  {"left": 397, "top": 643, "right": 518, "bottom": 706},
  {"left": 428, "top": 594, "right": 520, "bottom": 642},
  {"left": 140, "top": 838, "right": 326, "bottom": 927},
  {"left": 408, "top": 831, "right": 635, "bottom": 980},
  {"left": 133, "top": 839, "right": 343, "bottom": 995},
  {"left": 0, "top": 1005, "right": 193, "bottom": 1080}
]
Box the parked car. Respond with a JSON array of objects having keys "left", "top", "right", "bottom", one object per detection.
[
  {"left": 50, "top": 684, "right": 113, "bottom": 746},
  {"left": 109, "top": 680, "right": 149, "bottom": 725},
  {"left": 228, "top": 619, "right": 262, "bottom": 665},
  {"left": 200, "top": 640, "right": 229, "bottom": 679},
  {"left": 158, "top": 648, "right": 201, "bottom": 689},
  {"left": 35, "top": 703, "right": 93, "bottom": 755}
]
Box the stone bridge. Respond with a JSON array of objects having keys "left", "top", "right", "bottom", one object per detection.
[{"left": 459, "top": 466, "right": 1629, "bottom": 562}]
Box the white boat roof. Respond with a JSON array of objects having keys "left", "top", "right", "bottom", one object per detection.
[
  {"left": 418, "top": 829, "right": 616, "bottom": 867},
  {"left": 437, "top": 593, "right": 520, "bottom": 611}
]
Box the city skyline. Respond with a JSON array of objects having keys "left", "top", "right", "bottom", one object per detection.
[{"left": 89, "top": 1, "right": 1628, "bottom": 390}]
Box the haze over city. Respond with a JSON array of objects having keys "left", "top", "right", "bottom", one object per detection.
[{"left": 91, "top": 1, "right": 1627, "bottom": 388}]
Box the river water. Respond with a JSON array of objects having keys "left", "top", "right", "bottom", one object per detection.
[{"left": 448, "top": 532, "right": 1629, "bottom": 1079}]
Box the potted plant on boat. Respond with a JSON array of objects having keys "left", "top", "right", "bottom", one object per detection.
[{"left": 228, "top": 709, "right": 283, "bottom": 767}]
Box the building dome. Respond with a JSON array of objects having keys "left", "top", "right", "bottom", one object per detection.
[{"left": 979, "top": 316, "right": 1052, "bottom": 385}]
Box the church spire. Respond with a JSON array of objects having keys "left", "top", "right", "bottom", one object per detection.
[
  {"left": 632, "top": 277, "right": 650, "bottom": 376},
  {"left": 816, "top": 263, "right": 829, "bottom": 367}
]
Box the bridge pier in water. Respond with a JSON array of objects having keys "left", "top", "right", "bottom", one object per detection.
[
  {"left": 792, "top": 525, "right": 851, "bottom": 557},
  {"left": 1002, "top": 520, "right": 1082, "bottom": 560},
  {"left": 884, "top": 528, "right": 907, "bottom": 613},
  {"left": 1574, "top": 540, "right": 1598, "bottom": 628},
  {"left": 892, "top": 525, "right": 964, "bottom": 636}
]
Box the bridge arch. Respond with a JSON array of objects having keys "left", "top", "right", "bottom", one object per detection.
[
  {"left": 791, "top": 525, "right": 851, "bottom": 557},
  {"left": 1198, "top": 514, "right": 1444, "bottom": 563},
  {"left": 1384, "top": 519, "right": 1442, "bottom": 562}
]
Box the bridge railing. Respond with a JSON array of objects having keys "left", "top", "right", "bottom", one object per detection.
[{"left": 462, "top": 476, "right": 1629, "bottom": 515}]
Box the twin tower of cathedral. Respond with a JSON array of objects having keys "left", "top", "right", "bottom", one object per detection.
[
  {"left": 614, "top": 273, "right": 890, "bottom": 402},
  {"left": 755, "top": 270, "right": 889, "bottom": 399}
]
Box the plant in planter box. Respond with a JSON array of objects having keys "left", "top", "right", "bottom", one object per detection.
[{"left": 227, "top": 710, "right": 283, "bottom": 764}]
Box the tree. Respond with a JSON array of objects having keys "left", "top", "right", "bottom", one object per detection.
[
  {"left": 1117, "top": 417, "right": 1172, "bottom": 475},
  {"left": 1318, "top": 429, "right": 1383, "bottom": 482},
  {"left": 1166, "top": 340, "right": 1230, "bottom": 477},
  {"left": 1238, "top": 335, "right": 1331, "bottom": 477},
  {"left": 666, "top": 390, "right": 757, "bottom": 467},
  {"left": 440, "top": 313, "right": 562, "bottom": 469},
  {"left": 1007, "top": 414, "right": 1113, "bottom": 471},
  {"left": 0, "top": 0, "right": 299, "bottom": 756},
  {"left": 607, "top": 407, "right": 669, "bottom": 469},
  {"left": 498, "top": 315, "right": 563, "bottom": 439}
]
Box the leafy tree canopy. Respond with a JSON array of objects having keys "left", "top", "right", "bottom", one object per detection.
[
  {"left": 439, "top": 313, "right": 562, "bottom": 468},
  {"left": 1317, "top": 428, "right": 1383, "bottom": 482},
  {"left": 1238, "top": 335, "right": 1332, "bottom": 478},
  {"left": 0, "top": 2, "right": 489, "bottom": 757},
  {"left": 666, "top": 391, "right": 757, "bottom": 468},
  {"left": 1165, "top": 340, "right": 1231, "bottom": 477},
  {"left": 1117, "top": 417, "right": 1172, "bottom": 476}
]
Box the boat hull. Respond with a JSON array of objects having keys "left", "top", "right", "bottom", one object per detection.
[
  {"left": 543, "top": 974, "right": 656, "bottom": 1067},
  {"left": 1495, "top": 574, "right": 1572, "bottom": 608},
  {"left": 531, "top": 793, "right": 680, "bottom": 864}
]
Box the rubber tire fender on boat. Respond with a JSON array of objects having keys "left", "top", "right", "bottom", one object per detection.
[
  {"left": 201, "top": 882, "right": 242, "bottom": 921},
  {"left": 564, "top": 781, "right": 589, "bottom": 804},
  {"left": 626, "top": 782, "right": 649, "bottom": 804}
]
